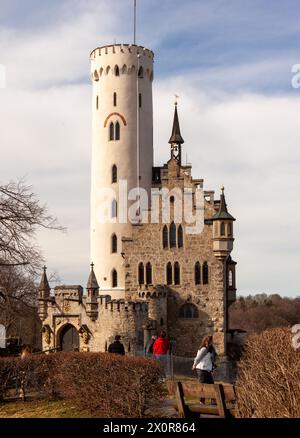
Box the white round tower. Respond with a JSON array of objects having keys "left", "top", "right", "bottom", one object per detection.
[{"left": 90, "top": 44, "right": 154, "bottom": 298}]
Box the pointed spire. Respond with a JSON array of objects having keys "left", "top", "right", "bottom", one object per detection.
[
  {"left": 39, "top": 266, "right": 50, "bottom": 291},
  {"left": 168, "top": 102, "right": 184, "bottom": 145},
  {"left": 87, "top": 262, "right": 99, "bottom": 289},
  {"left": 212, "top": 187, "right": 236, "bottom": 221}
]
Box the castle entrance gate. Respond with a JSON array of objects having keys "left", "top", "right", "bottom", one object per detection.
[{"left": 60, "top": 324, "right": 79, "bottom": 352}]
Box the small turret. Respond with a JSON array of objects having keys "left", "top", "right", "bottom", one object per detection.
[
  {"left": 169, "top": 102, "right": 184, "bottom": 165},
  {"left": 86, "top": 263, "right": 99, "bottom": 320},
  {"left": 38, "top": 266, "right": 51, "bottom": 321},
  {"left": 212, "top": 187, "right": 235, "bottom": 260}
]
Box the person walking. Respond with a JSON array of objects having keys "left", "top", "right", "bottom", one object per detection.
[
  {"left": 145, "top": 335, "right": 156, "bottom": 358},
  {"left": 192, "top": 335, "right": 218, "bottom": 403},
  {"left": 153, "top": 331, "right": 169, "bottom": 379},
  {"left": 108, "top": 335, "right": 125, "bottom": 355}
]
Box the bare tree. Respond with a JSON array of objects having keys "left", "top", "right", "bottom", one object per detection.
[{"left": 0, "top": 179, "right": 64, "bottom": 275}]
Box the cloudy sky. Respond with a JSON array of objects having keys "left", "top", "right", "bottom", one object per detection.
[{"left": 0, "top": 0, "right": 299, "bottom": 297}]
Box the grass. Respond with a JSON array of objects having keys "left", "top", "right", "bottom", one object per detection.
[{"left": 0, "top": 399, "right": 92, "bottom": 418}]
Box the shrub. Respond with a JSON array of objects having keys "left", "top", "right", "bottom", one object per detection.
[
  {"left": 236, "top": 327, "right": 300, "bottom": 418},
  {"left": 0, "top": 352, "right": 161, "bottom": 417}
]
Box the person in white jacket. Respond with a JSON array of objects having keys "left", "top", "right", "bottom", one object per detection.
[{"left": 192, "top": 335, "right": 217, "bottom": 385}]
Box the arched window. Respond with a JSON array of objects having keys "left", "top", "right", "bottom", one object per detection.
[
  {"left": 111, "top": 234, "right": 117, "bottom": 253},
  {"left": 146, "top": 262, "right": 152, "bottom": 285},
  {"left": 169, "top": 222, "right": 176, "bottom": 248},
  {"left": 174, "top": 262, "right": 180, "bottom": 285},
  {"left": 114, "top": 66, "right": 120, "bottom": 76},
  {"left": 166, "top": 262, "right": 172, "bottom": 285},
  {"left": 228, "top": 222, "right": 232, "bottom": 237},
  {"left": 111, "top": 199, "right": 117, "bottom": 218},
  {"left": 109, "top": 122, "right": 114, "bottom": 141},
  {"left": 112, "top": 269, "right": 118, "bottom": 288},
  {"left": 112, "top": 164, "right": 117, "bottom": 183},
  {"left": 162, "top": 225, "right": 168, "bottom": 248},
  {"left": 115, "top": 121, "right": 120, "bottom": 140},
  {"left": 113, "top": 92, "right": 117, "bottom": 107},
  {"left": 221, "top": 222, "right": 226, "bottom": 236},
  {"left": 203, "top": 262, "right": 209, "bottom": 285},
  {"left": 138, "top": 262, "right": 144, "bottom": 285},
  {"left": 96, "top": 95, "right": 99, "bottom": 110},
  {"left": 195, "top": 262, "right": 201, "bottom": 285},
  {"left": 138, "top": 66, "right": 144, "bottom": 78},
  {"left": 179, "top": 303, "right": 199, "bottom": 319},
  {"left": 178, "top": 225, "right": 183, "bottom": 248},
  {"left": 214, "top": 222, "right": 218, "bottom": 236},
  {"left": 228, "top": 270, "right": 233, "bottom": 287}
]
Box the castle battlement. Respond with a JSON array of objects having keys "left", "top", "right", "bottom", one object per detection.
[{"left": 90, "top": 44, "right": 154, "bottom": 60}]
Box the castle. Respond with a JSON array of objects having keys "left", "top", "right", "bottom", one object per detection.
[{"left": 38, "top": 44, "right": 237, "bottom": 357}]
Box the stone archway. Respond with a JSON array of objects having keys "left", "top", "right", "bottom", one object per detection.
[{"left": 59, "top": 324, "right": 79, "bottom": 352}]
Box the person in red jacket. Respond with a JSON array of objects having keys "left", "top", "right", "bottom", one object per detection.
[
  {"left": 153, "top": 331, "right": 169, "bottom": 355},
  {"left": 153, "top": 331, "right": 170, "bottom": 379}
]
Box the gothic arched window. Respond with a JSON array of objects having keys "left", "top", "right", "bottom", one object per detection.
[
  {"left": 109, "top": 122, "right": 114, "bottom": 141},
  {"left": 138, "top": 262, "right": 144, "bottom": 285},
  {"left": 203, "top": 262, "right": 209, "bottom": 285},
  {"left": 174, "top": 262, "right": 180, "bottom": 285},
  {"left": 221, "top": 222, "right": 226, "bottom": 236},
  {"left": 178, "top": 225, "right": 183, "bottom": 248},
  {"left": 169, "top": 222, "right": 176, "bottom": 248},
  {"left": 228, "top": 222, "right": 232, "bottom": 237},
  {"left": 162, "top": 225, "right": 168, "bottom": 248},
  {"left": 115, "top": 121, "right": 120, "bottom": 140},
  {"left": 112, "top": 269, "right": 118, "bottom": 288},
  {"left": 138, "top": 66, "right": 144, "bottom": 78},
  {"left": 114, "top": 66, "right": 120, "bottom": 76},
  {"left": 112, "top": 164, "right": 117, "bottom": 183},
  {"left": 166, "top": 262, "right": 172, "bottom": 285},
  {"left": 111, "top": 234, "right": 117, "bottom": 253},
  {"left": 111, "top": 199, "right": 117, "bottom": 218},
  {"left": 146, "top": 262, "right": 152, "bottom": 285},
  {"left": 113, "top": 92, "right": 117, "bottom": 107},
  {"left": 179, "top": 303, "right": 199, "bottom": 319},
  {"left": 195, "top": 261, "right": 201, "bottom": 285}
]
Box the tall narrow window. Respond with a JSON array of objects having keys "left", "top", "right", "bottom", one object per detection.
[
  {"left": 174, "top": 262, "right": 180, "bottom": 285},
  {"left": 166, "top": 262, "right": 172, "bottom": 285},
  {"left": 96, "top": 95, "right": 99, "bottom": 110},
  {"left": 228, "top": 222, "right": 232, "bottom": 237},
  {"left": 162, "top": 225, "right": 168, "bottom": 248},
  {"left": 115, "top": 121, "right": 120, "bottom": 140},
  {"left": 113, "top": 92, "right": 117, "bottom": 107},
  {"left": 203, "top": 262, "right": 209, "bottom": 285},
  {"left": 221, "top": 222, "right": 226, "bottom": 236},
  {"left": 115, "top": 66, "right": 120, "bottom": 76},
  {"left": 111, "top": 199, "right": 117, "bottom": 218},
  {"left": 109, "top": 122, "right": 114, "bottom": 141},
  {"left": 195, "top": 262, "right": 201, "bottom": 285},
  {"left": 169, "top": 222, "right": 176, "bottom": 248},
  {"left": 228, "top": 270, "right": 233, "bottom": 287},
  {"left": 138, "top": 66, "right": 144, "bottom": 78},
  {"left": 112, "top": 269, "right": 118, "bottom": 288},
  {"left": 111, "top": 234, "right": 117, "bottom": 253},
  {"left": 139, "top": 93, "right": 142, "bottom": 108},
  {"left": 138, "top": 262, "right": 144, "bottom": 285},
  {"left": 146, "top": 262, "right": 152, "bottom": 285},
  {"left": 178, "top": 225, "right": 183, "bottom": 248},
  {"left": 112, "top": 164, "right": 117, "bottom": 183}
]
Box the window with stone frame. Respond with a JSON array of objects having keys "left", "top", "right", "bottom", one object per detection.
[
  {"left": 203, "top": 262, "right": 209, "bottom": 284},
  {"left": 166, "top": 262, "right": 172, "bottom": 285},
  {"left": 112, "top": 164, "right": 117, "bottom": 183},
  {"left": 174, "top": 261, "right": 180, "bottom": 285},
  {"left": 146, "top": 262, "right": 152, "bottom": 285},
  {"left": 112, "top": 269, "right": 118, "bottom": 288},
  {"left": 195, "top": 261, "right": 201, "bottom": 285},
  {"left": 169, "top": 222, "right": 176, "bottom": 248},
  {"left": 115, "top": 121, "right": 120, "bottom": 140},
  {"left": 138, "top": 262, "right": 144, "bottom": 285},
  {"left": 109, "top": 122, "right": 114, "bottom": 141},
  {"left": 179, "top": 303, "right": 199, "bottom": 319},
  {"left": 178, "top": 225, "right": 183, "bottom": 248},
  {"left": 162, "top": 225, "right": 168, "bottom": 248},
  {"left": 221, "top": 222, "right": 226, "bottom": 236},
  {"left": 111, "top": 234, "right": 117, "bottom": 253}
]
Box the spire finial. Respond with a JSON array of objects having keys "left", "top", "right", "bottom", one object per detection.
[
  {"left": 221, "top": 186, "right": 225, "bottom": 194},
  {"left": 90, "top": 262, "right": 94, "bottom": 270},
  {"left": 174, "top": 94, "right": 179, "bottom": 106}
]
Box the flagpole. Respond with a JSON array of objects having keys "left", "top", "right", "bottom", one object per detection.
[{"left": 134, "top": 0, "right": 137, "bottom": 45}]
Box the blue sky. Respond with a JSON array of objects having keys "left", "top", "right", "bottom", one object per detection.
[{"left": 0, "top": 0, "right": 300, "bottom": 296}]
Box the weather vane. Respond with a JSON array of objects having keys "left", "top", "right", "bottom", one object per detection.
[{"left": 174, "top": 94, "right": 179, "bottom": 105}]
